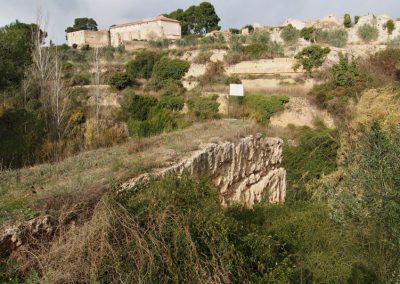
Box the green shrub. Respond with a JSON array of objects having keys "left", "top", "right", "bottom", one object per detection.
[
  {"left": 224, "top": 52, "right": 243, "bottom": 65},
  {"left": 384, "top": 19, "right": 395, "bottom": 35},
  {"left": 152, "top": 58, "right": 190, "bottom": 81},
  {"left": 284, "top": 123, "right": 339, "bottom": 201},
  {"left": 344, "top": 13, "right": 352, "bottom": 28},
  {"left": 366, "top": 48, "right": 400, "bottom": 81},
  {"left": 148, "top": 39, "right": 171, "bottom": 49},
  {"left": 354, "top": 16, "right": 360, "bottom": 24},
  {"left": 187, "top": 95, "right": 220, "bottom": 120},
  {"left": 81, "top": 44, "right": 91, "bottom": 51},
  {"left": 127, "top": 107, "right": 178, "bottom": 137},
  {"left": 108, "top": 72, "right": 133, "bottom": 90},
  {"left": 242, "top": 42, "right": 283, "bottom": 60},
  {"left": 300, "top": 27, "right": 316, "bottom": 41},
  {"left": 280, "top": 24, "right": 300, "bottom": 44},
  {"left": 242, "top": 25, "right": 254, "bottom": 33},
  {"left": 229, "top": 28, "right": 240, "bottom": 34},
  {"left": 314, "top": 28, "right": 348, "bottom": 47},
  {"left": 248, "top": 31, "right": 271, "bottom": 44},
  {"left": 120, "top": 92, "right": 158, "bottom": 121},
  {"left": 159, "top": 92, "right": 185, "bottom": 111},
  {"left": 175, "top": 35, "right": 198, "bottom": 47},
  {"left": 126, "top": 50, "right": 162, "bottom": 79},
  {"left": 294, "top": 45, "right": 331, "bottom": 73},
  {"left": 332, "top": 53, "right": 359, "bottom": 87},
  {"left": 244, "top": 94, "right": 288, "bottom": 124},
  {"left": 358, "top": 24, "right": 379, "bottom": 42},
  {"left": 223, "top": 76, "right": 241, "bottom": 85}
]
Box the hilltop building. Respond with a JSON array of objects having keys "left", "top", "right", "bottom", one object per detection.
[{"left": 67, "top": 15, "right": 181, "bottom": 48}]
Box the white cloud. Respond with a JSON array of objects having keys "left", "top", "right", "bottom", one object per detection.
[{"left": 0, "top": 0, "right": 399, "bottom": 43}]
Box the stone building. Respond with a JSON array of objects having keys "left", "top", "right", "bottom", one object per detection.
[
  {"left": 67, "top": 30, "right": 110, "bottom": 48},
  {"left": 66, "top": 15, "right": 181, "bottom": 48},
  {"left": 109, "top": 15, "right": 181, "bottom": 47}
]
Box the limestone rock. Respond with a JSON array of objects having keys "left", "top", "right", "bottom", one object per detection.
[{"left": 120, "top": 134, "right": 287, "bottom": 207}]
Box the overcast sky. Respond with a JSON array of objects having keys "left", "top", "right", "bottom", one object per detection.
[{"left": 1, "top": 0, "right": 400, "bottom": 43}]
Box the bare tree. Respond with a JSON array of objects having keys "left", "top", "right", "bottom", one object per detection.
[{"left": 92, "top": 47, "right": 101, "bottom": 131}]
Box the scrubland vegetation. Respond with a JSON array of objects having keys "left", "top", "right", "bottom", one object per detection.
[{"left": 1, "top": 4, "right": 400, "bottom": 283}]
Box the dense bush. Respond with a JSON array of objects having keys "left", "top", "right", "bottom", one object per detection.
[
  {"left": 284, "top": 123, "right": 339, "bottom": 201},
  {"left": 354, "top": 16, "right": 360, "bottom": 24},
  {"left": 148, "top": 39, "right": 171, "bottom": 49},
  {"left": 300, "top": 27, "right": 316, "bottom": 41},
  {"left": 152, "top": 58, "right": 190, "bottom": 81},
  {"left": 159, "top": 92, "right": 185, "bottom": 111},
  {"left": 245, "top": 94, "right": 289, "bottom": 124},
  {"left": 108, "top": 72, "right": 133, "bottom": 90},
  {"left": 314, "top": 28, "right": 348, "bottom": 47},
  {"left": 358, "top": 24, "right": 379, "bottom": 42},
  {"left": 365, "top": 48, "right": 400, "bottom": 81},
  {"left": 280, "top": 24, "right": 300, "bottom": 44},
  {"left": 248, "top": 30, "right": 271, "bottom": 44},
  {"left": 127, "top": 106, "right": 178, "bottom": 137},
  {"left": 343, "top": 13, "right": 352, "bottom": 28},
  {"left": 385, "top": 19, "right": 395, "bottom": 35},
  {"left": 187, "top": 95, "right": 220, "bottom": 120},
  {"left": 0, "top": 107, "right": 46, "bottom": 169},
  {"left": 120, "top": 92, "right": 158, "bottom": 121},
  {"left": 175, "top": 35, "right": 198, "bottom": 47},
  {"left": 294, "top": 45, "right": 331, "bottom": 73},
  {"left": 332, "top": 53, "right": 359, "bottom": 86},
  {"left": 126, "top": 50, "right": 162, "bottom": 79}
]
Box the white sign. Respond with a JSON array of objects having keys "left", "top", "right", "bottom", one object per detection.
[{"left": 229, "top": 84, "right": 244, "bottom": 97}]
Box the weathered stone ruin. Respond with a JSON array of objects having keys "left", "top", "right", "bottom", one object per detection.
[{"left": 121, "top": 134, "right": 287, "bottom": 207}]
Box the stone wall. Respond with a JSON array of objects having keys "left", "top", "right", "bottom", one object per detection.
[
  {"left": 67, "top": 30, "right": 110, "bottom": 48},
  {"left": 120, "top": 134, "right": 287, "bottom": 207}
]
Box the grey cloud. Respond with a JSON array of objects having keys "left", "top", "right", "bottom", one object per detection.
[{"left": 0, "top": 0, "right": 400, "bottom": 43}]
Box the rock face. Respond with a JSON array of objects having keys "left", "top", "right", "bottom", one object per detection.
[{"left": 121, "top": 134, "right": 287, "bottom": 207}]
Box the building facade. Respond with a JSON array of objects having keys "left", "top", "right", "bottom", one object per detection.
[
  {"left": 67, "top": 30, "right": 110, "bottom": 48},
  {"left": 66, "top": 15, "right": 181, "bottom": 48},
  {"left": 109, "top": 15, "right": 181, "bottom": 47}
]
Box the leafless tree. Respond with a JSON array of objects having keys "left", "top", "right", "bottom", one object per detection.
[{"left": 92, "top": 47, "right": 101, "bottom": 131}]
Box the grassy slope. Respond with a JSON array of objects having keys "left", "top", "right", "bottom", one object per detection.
[{"left": 0, "top": 119, "right": 257, "bottom": 226}]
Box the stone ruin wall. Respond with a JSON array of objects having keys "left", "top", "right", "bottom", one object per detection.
[{"left": 120, "top": 134, "right": 287, "bottom": 207}]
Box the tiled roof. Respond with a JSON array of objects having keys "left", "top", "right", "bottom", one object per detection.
[{"left": 110, "top": 15, "right": 179, "bottom": 29}]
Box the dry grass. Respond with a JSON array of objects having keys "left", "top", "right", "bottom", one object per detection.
[{"left": 0, "top": 120, "right": 257, "bottom": 226}]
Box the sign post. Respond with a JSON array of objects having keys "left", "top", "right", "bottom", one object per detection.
[{"left": 229, "top": 84, "right": 244, "bottom": 117}]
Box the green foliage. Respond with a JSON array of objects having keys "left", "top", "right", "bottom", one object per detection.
[
  {"left": 314, "top": 28, "right": 348, "bottom": 47},
  {"left": 126, "top": 50, "right": 162, "bottom": 79},
  {"left": 284, "top": 123, "right": 339, "bottom": 201},
  {"left": 70, "top": 73, "right": 90, "bottom": 86},
  {"left": 242, "top": 25, "right": 255, "bottom": 33},
  {"left": 187, "top": 95, "right": 220, "bottom": 120},
  {"left": 127, "top": 106, "right": 178, "bottom": 137},
  {"left": 294, "top": 45, "right": 331, "bottom": 73},
  {"left": 280, "top": 24, "right": 300, "bottom": 44},
  {"left": 245, "top": 94, "right": 289, "bottom": 124},
  {"left": 167, "top": 2, "right": 221, "bottom": 35},
  {"left": 0, "top": 21, "right": 38, "bottom": 91},
  {"left": 321, "top": 123, "right": 400, "bottom": 281},
  {"left": 229, "top": 28, "right": 240, "bottom": 34},
  {"left": 159, "top": 92, "right": 185, "bottom": 111},
  {"left": 385, "top": 19, "right": 395, "bottom": 35},
  {"left": 175, "top": 35, "right": 198, "bottom": 47},
  {"left": 152, "top": 57, "right": 190, "bottom": 81},
  {"left": 65, "top": 18, "right": 98, "bottom": 33},
  {"left": 344, "top": 13, "right": 352, "bottom": 28},
  {"left": 108, "top": 72, "right": 133, "bottom": 90},
  {"left": 120, "top": 92, "right": 158, "bottom": 121},
  {"left": 0, "top": 107, "right": 46, "bottom": 169},
  {"left": 300, "top": 27, "right": 316, "bottom": 41},
  {"left": 80, "top": 44, "right": 91, "bottom": 51},
  {"left": 332, "top": 53, "right": 359, "bottom": 87},
  {"left": 358, "top": 24, "right": 379, "bottom": 42},
  {"left": 354, "top": 16, "right": 360, "bottom": 24},
  {"left": 248, "top": 30, "right": 271, "bottom": 44},
  {"left": 148, "top": 39, "right": 171, "bottom": 49}
]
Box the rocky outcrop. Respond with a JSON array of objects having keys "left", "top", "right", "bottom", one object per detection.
[
  {"left": 120, "top": 134, "right": 286, "bottom": 207},
  {"left": 0, "top": 215, "right": 57, "bottom": 258}
]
